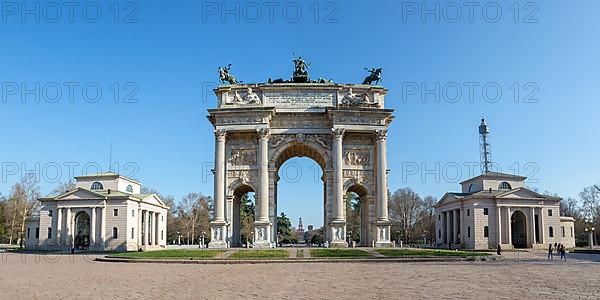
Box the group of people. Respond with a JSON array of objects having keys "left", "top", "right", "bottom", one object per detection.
[{"left": 548, "top": 242, "right": 567, "bottom": 261}]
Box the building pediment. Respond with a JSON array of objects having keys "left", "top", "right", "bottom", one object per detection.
[
  {"left": 139, "top": 194, "right": 168, "bottom": 208},
  {"left": 496, "top": 188, "right": 557, "bottom": 200},
  {"left": 52, "top": 188, "right": 105, "bottom": 201}
]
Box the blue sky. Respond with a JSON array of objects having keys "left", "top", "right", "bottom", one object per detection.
[{"left": 1, "top": 0, "right": 599, "bottom": 228}]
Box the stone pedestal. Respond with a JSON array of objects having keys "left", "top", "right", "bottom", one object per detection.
[
  {"left": 253, "top": 221, "right": 272, "bottom": 248},
  {"left": 208, "top": 222, "right": 228, "bottom": 249},
  {"left": 375, "top": 222, "right": 393, "bottom": 247},
  {"left": 329, "top": 221, "right": 348, "bottom": 248}
]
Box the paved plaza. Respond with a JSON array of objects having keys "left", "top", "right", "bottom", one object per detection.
[{"left": 1, "top": 251, "right": 599, "bottom": 299}]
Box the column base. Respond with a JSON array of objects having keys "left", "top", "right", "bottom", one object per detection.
[
  {"left": 375, "top": 222, "right": 392, "bottom": 247},
  {"left": 253, "top": 221, "right": 272, "bottom": 248},
  {"left": 329, "top": 221, "right": 347, "bottom": 248},
  {"left": 208, "top": 221, "right": 228, "bottom": 249}
]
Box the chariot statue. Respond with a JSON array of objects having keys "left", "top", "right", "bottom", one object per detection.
[
  {"left": 362, "top": 67, "right": 382, "bottom": 85},
  {"left": 219, "top": 64, "right": 238, "bottom": 85}
]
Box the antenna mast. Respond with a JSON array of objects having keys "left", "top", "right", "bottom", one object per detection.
[
  {"left": 108, "top": 142, "right": 113, "bottom": 172},
  {"left": 479, "top": 118, "right": 491, "bottom": 174}
]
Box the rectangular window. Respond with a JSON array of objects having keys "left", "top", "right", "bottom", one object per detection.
[
  {"left": 438, "top": 214, "right": 441, "bottom": 221},
  {"left": 113, "top": 209, "right": 118, "bottom": 217},
  {"left": 483, "top": 208, "right": 489, "bottom": 215},
  {"left": 35, "top": 228, "right": 39, "bottom": 239},
  {"left": 47, "top": 228, "right": 52, "bottom": 239},
  {"left": 562, "top": 227, "right": 565, "bottom": 237},
  {"left": 468, "top": 227, "right": 471, "bottom": 238},
  {"left": 467, "top": 209, "right": 470, "bottom": 217},
  {"left": 48, "top": 210, "right": 53, "bottom": 217},
  {"left": 132, "top": 210, "right": 135, "bottom": 217},
  {"left": 113, "top": 227, "right": 118, "bottom": 239},
  {"left": 131, "top": 227, "right": 135, "bottom": 239},
  {"left": 548, "top": 209, "right": 553, "bottom": 216},
  {"left": 27, "top": 227, "right": 30, "bottom": 239},
  {"left": 571, "top": 227, "right": 573, "bottom": 237},
  {"left": 484, "top": 226, "right": 489, "bottom": 238}
]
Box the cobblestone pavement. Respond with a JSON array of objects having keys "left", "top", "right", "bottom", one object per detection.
[{"left": 0, "top": 252, "right": 598, "bottom": 299}]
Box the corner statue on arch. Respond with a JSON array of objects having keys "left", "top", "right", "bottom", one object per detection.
[{"left": 207, "top": 59, "right": 393, "bottom": 248}]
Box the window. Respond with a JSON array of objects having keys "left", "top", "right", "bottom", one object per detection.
[
  {"left": 131, "top": 210, "right": 135, "bottom": 217},
  {"left": 548, "top": 209, "right": 553, "bottom": 216},
  {"left": 561, "top": 227, "right": 565, "bottom": 237},
  {"left": 438, "top": 229, "right": 441, "bottom": 238},
  {"left": 571, "top": 227, "right": 574, "bottom": 237},
  {"left": 48, "top": 210, "right": 53, "bottom": 217},
  {"left": 161, "top": 230, "right": 164, "bottom": 240},
  {"left": 131, "top": 227, "right": 135, "bottom": 239},
  {"left": 467, "top": 209, "right": 470, "bottom": 217},
  {"left": 161, "top": 215, "right": 164, "bottom": 222},
  {"left": 549, "top": 226, "right": 554, "bottom": 238},
  {"left": 113, "top": 209, "right": 118, "bottom": 217},
  {"left": 484, "top": 226, "right": 489, "bottom": 238},
  {"left": 126, "top": 184, "right": 133, "bottom": 193},
  {"left": 467, "top": 227, "right": 471, "bottom": 238},
  {"left": 113, "top": 227, "right": 118, "bottom": 239},
  {"left": 438, "top": 214, "right": 441, "bottom": 221},
  {"left": 27, "top": 227, "right": 30, "bottom": 239},
  {"left": 483, "top": 208, "right": 489, "bottom": 215},
  {"left": 498, "top": 182, "right": 512, "bottom": 190},
  {"left": 35, "top": 228, "right": 39, "bottom": 239},
  {"left": 90, "top": 181, "right": 103, "bottom": 190},
  {"left": 47, "top": 228, "right": 52, "bottom": 239},
  {"left": 468, "top": 184, "right": 474, "bottom": 192}
]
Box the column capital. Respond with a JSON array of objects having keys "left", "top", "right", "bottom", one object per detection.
[
  {"left": 257, "top": 128, "right": 270, "bottom": 140},
  {"left": 374, "top": 129, "right": 388, "bottom": 141},
  {"left": 332, "top": 128, "right": 345, "bottom": 140},
  {"left": 214, "top": 129, "right": 227, "bottom": 141}
]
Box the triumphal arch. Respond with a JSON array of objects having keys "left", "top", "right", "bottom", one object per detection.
[{"left": 208, "top": 59, "right": 394, "bottom": 248}]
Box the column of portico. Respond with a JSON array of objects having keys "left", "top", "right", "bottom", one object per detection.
[
  {"left": 155, "top": 213, "right": 160, "bottom": 245},
  {"left": 530, "top": 208, "right": 536, "bottom": 247},
  {"left": 138, "top": 208, "right": 142, "bottom": 247},
  {"left": 507, "top": 208, "right": 512, "bottom": 246},
  {"left": 56, "top": 208, "right": 62, "bottom": 246},
  {"left": 100, "top": 205, "right": 106, "bottom": 248},
  {"left": 65, "top": 208, "right": 72, "bottom": 248},
  {"left": 452, "top": 210, "right": 458, "bottom": 244},
  {"left": 539, "top": 207, "right": 545, "bottom": 244},
  {"left": 209, "top": 129, "right": 227, "bottom": 248},
  {"left": 90, "top": 207, "right": 96, "bottom": 247},
  {"left": 149, "top": 212, "right": 154, "bottom": 245},
  {"left": 445, "top": 211, "right": 451, "bottom": 246},
  {"left": 144, "top": 210, "right": 149, "bottom": 247},
  {"left": 497, "top": 206, "right": 502, "bottom": 245}
]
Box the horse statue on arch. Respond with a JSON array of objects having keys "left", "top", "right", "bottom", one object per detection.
[
  {"left": 362, "top": 67, "right": 382, "bottom": 85},
  {"left": 219, "top": 64, "right": 238, "bottom": 85}
]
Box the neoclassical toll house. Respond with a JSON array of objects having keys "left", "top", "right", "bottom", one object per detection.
[
  {"left": 435, "top": 172, "right": 576, "bottom": 250},
  {"left": 25, "top": 173, "right": 169, "bottom": 252},
  {"left": 207, "top": 82, "right": 394, "bottom": 248}
]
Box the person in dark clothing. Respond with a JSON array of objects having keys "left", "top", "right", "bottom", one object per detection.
[
  {"left": 560, "top": 244, "right": 567, "bottom": 261},
  {"left": 496, "top": 244, "right": 502, "bottom": 255},
  {"left": 548, "top": 243, "right": 554, "bottom": 260}
]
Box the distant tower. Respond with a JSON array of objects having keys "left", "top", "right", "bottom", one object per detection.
[
  {"left": 298, "top": 218, "right": 304, "bottom": 231},
  {"left": 479, "top": 118, "right": 492, "bottom": 174}
]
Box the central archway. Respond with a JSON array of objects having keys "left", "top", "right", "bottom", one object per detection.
[
  {"left": 271, "top": 142, "right": 330, "bottom": 245},
  {"left": 511, "top": 211, "right": 527, "bottom": 248}
]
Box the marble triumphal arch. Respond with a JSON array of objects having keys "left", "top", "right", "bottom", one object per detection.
[{"left": 207, "top": 64, "right": 394, "bottom": 248}]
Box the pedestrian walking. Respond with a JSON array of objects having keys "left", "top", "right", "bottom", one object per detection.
[
  {"left": 497, "top": 244, "right": 502, "bottom": 256},
  {"left": 548, "top": 243, "right": 553, "bottom": 260},
  {"left": 560, "top": 244, "right": 567, "bottom": 261}
]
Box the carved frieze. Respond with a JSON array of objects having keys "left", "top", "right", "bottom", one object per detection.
[
  {"left": 344, "top": 150, "right": 370, "bottom": 166},
  {"left": 229, "top": 149, "right": 257, "bottom": 165},
  {"left": 228, "top": 170, "right": 258, "bottom": 185}
]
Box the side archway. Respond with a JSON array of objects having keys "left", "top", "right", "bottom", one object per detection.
[
  {"left": 511, "top": 210, "right": 527, "bottom": 248},
  {"left": 345, "top": 182, "right": 372, "bottom": 246},
  {"left": 229, "top": 181, "right": 256, "bottom": 247},
  {"left": 74, "top": 211, "right": 91, "bottom": 250}
]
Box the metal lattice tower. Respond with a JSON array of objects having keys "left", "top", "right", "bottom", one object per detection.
[{"left": 479, "top": 118, "right": 492, "bottom": 174}]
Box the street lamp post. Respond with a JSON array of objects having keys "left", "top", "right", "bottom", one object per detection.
[
  {"left": 176, "top": 231, "right": 181, "bottom": 246},
  {"left": 585, "top": 227, "right": 595, "bottom": 250}
]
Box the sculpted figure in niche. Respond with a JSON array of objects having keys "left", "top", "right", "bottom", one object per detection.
[{"left": 244, "top": 88, "right": 261, "bottom": 104}]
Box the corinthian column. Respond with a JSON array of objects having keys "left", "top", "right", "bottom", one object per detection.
[
  {"left": 257, "top": 128, "right": 270, "bottom": 222},
  {"left": 332, "top": 128, "right": 345, "bottom": 222},
  {"left": 213, "top": 129, "right": 227, "bottom": 223},
  {"left": 375, "top": 129, "right": 389, "bottom": 222}
]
